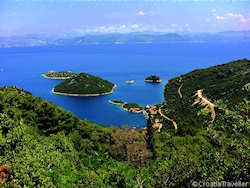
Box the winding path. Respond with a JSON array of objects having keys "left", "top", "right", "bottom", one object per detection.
[
  {"left": 178, "top": 83, "right": 183, "bottom": 99},
  {"left": 193, "top": 89, "right": 216, "bottom": 121},
  {"left": 158, "top": 107, "right": 178, "bottom": 131}
]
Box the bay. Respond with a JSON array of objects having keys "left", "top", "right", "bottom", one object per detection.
[{"left": 0, "top": 42, "right": 249, "bottom": 128}]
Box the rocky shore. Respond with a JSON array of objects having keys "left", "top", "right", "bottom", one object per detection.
[{"left": 109, "top": 100, "right": 145, "bottom": 114}]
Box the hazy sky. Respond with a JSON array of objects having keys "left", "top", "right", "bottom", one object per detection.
[{"left": 0, "top": 0, "right": 250, "bottom": 36}]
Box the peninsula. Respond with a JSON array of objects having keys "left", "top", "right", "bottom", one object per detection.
[
  {"left": 42, "top": 71, "right": 77, "bottom": 79},
  {"left": 109, "top": 100, "right": 144, "bottom": 113},
  {"left": 144, "top": 75, "right": 162, "bottom": 83},
  {"left": 53, "top": 73, "right": 116, "bottom": 96}
]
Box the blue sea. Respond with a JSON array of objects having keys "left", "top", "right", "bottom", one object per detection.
[{"left": 0, "top": 42, "right": 250, "bottom": 128}]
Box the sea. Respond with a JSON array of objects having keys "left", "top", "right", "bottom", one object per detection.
[{"left": 0, "top": 42, "right": 250, "bottom": 128}]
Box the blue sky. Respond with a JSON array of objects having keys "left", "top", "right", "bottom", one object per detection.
[{"left": 0, "top": 0, "right": 249, "bottom": 36}]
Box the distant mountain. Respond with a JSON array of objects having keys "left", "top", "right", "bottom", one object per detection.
[
  {"left": 0, "top": 31, "right": 250, "bottom": 48},
  {"left": 0, "top": 33, "right": 187, "bottom": 48},
  {"left": 184, "top": 30, "right": 250, "bottom": 42},
  {"left": 0, "top": 35, "right": 54, "bottom": 48},
  {"left": 54, "top": 33, "right": 186, "bottom": 45}
]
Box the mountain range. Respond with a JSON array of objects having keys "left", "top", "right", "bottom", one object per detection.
[{"left": 0, "top": 31, "right": 250, "bottom": 48}]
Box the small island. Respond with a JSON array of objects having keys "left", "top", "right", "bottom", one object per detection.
[
  {"left": 109, "top": 100, "right": 144, "bottom": 113},
  {"left": 125, "top": 80, "right": 135, "bottom": 84},
  {"left": 53, "top": 73, "right": 116, "bottom": 96},
  {"left": 144, "top": 75, "right": 162, "bottom": 83},
  {"left": 42, "top": 71, "right": 77, "bottom": 79}
]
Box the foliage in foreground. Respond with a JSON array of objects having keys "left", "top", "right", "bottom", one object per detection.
[{"left": 0, "top": 59, "right": 249, "bottom": 187}]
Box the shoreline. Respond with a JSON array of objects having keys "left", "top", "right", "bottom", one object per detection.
[
  {"left": 108, "top": 100, "right": 124, "bottom": 106},
  {"left": 121, "top": 105, "right": 145, "bottom": 114},
  {"left": 42, "top": 74, "right": 71, "bottom": 80},
  {"left": 109, "top": 100, "right": 145, "bottom": 114},
  {"left": 52, "top": 84, "right": 117, "bottom": 97},
  {"left": 144, "top": 79, "right": 162, "bottom": 83}
]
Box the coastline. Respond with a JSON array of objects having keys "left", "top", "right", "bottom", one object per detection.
[
  {"left": 42, "top": 74, "right": 71, "bottom": 80},
  {"left": 121, "top": 105, "right": 144, "bottom": 114},
  {"left": 52, "top": 84, "right": 117, "bottom": 97},
  {"left": 144, "top": 79, "right": 162, "bottom": 83},
  {"left": 109, "top": 100, "right": 145, "bottom": 114},
  {"left": 108, "top": 100, "right": 124, "bottom": 106}
]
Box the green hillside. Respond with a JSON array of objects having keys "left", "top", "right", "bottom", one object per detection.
[
  {"left": 53, "top": 73, "right": 115, "bottom": 95},
  {"left": 0, "top": 86, "right": 151, "bottom": 187},
  {"left": 158, "top": 58, "right": 250, "bottom": 133},
  {"left": 145, "top": 59, "right": 249, "bottom": 184},
  {"left": 0, "top": 59, "right": 249, "bottom": 187}
]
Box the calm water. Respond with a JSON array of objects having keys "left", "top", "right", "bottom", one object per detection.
[{"left": 0, "top": 42, "right": 250, "bottom": 128}]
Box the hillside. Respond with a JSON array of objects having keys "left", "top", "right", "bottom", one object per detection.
[
  {"left": 0, "top": 59, "right": 249, "bottom": 187},
  {"left": 156, "top": 58, "right": 250, "bottom": 133},
  {"left": 144, "top": 59, "right": 249, "bottom": 185},
  {"left": 0, "top": 86, "right": 151, "bottom": 186},
  {"left": 53, "top": 73, "right": 115, "bottom": 96}
]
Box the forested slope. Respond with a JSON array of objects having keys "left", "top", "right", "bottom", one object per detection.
[
  {"left": 146, "top": 59, "right": 249, "bottom": 185},
  {"left": 0, "top": 58, "right": 249, "bottom": 187},
  {"left": 54, "top": 73, "right": 115, "bottom": 95},
  {"left": 160, "top": 58, "right": 249, "bottom": 133}
]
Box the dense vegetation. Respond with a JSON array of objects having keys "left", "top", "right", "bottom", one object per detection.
[
  {"left": 161, "top": 58, "right": 250, "bottom": 133},
  {"left": 146, "top": 58, "right": 249, "bottom": 184},
  {"left": 44, "top": 71, "right": 77, "bottom": 78},
  {"left": 0, "top": 86, "right": 151, "bottom": 187},
  {"left": 54, "top": 73, "right": 115, "bottom": 95},
  {"left": 0, "top": 59, "right": 249, "bottom": 187},
  {"left": 145, "top": 75, "right": 161, "bottom": 82}
]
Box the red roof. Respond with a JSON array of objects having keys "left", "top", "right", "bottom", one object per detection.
[{"left": 153, "top": 123, "right": 159, "bottom": 128}]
